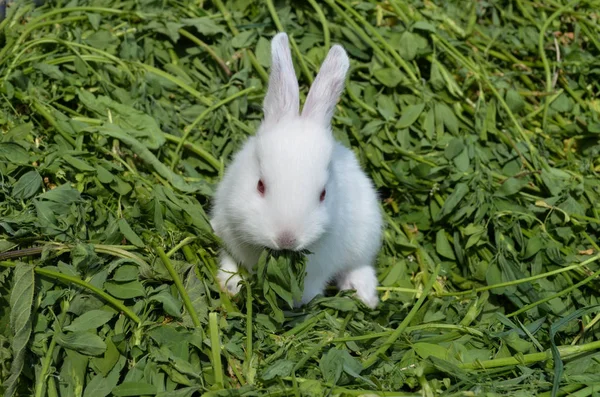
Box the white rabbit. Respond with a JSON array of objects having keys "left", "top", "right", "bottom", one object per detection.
[{"left": 210, "top": 32, "right": 383, "bottom": 309}]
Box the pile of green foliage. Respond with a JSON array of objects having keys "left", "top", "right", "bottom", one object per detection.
[{"left": 1, "top": 0, "right": 600, "bottom": 396}]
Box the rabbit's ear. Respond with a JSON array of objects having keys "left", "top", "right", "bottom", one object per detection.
[
  {"left": 301, "top": 44, "right": 349, "bottom": 125},
  {"left": 263, "top": 33, "right": 299, "bottom": 123}
]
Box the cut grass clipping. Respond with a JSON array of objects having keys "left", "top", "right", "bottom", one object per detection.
[{"left": 1, "top": 0, "right": 600, "bottom": 396}]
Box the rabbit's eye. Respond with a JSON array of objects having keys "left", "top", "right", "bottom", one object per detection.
[
  {"left": 257, "top": 179, "right": 266, "bottom": 196},
  {"left": 320, "top": 189, "right": 326, "bottom": 202}
]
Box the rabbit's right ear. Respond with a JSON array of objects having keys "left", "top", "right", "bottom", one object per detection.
[{"left": 262, "top": 33, "right": 299, "bottom": 124}]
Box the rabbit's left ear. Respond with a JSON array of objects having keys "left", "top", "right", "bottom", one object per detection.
[
  {"left": 263, "top": 32, "right": 300, "bottom": 124},
  {"left": 301, "top": 45, "right": 349, "bottom": 125}
]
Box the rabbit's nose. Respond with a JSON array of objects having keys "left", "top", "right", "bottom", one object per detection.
[{"left": 276, "top": 231, "right": 297, "bottom": 250}]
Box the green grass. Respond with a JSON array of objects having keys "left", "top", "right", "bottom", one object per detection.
[{"left": 1, "top": 0, "right": 600, "bottom": 396}]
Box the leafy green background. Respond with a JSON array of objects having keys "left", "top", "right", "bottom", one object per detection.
[{"left": 1, "top": 0, "right": 600, "bottom": 396}]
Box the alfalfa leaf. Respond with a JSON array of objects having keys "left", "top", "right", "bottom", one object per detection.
[
  {"left": 4, "top": 263, "right": 35, "bottom": 397},
  {"left": 396, "top": 103, "right": 425, "bottom": 129},
  {"left": 56, "top": 332, "right": 107, "bottom": 356},
  {"left": 12, "top": 170, "right": 42, "bottom": 200}
]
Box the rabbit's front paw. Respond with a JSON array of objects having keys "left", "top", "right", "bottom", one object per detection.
[{"left": 338, "top": 265, "right": 379, "bottom": 309}]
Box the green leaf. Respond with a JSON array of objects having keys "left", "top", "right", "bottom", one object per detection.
[
  {"left": 56, "top": 331, "right": 107, "bottom": 356},
  {"left": 444, "top": 138, "right": 464, "bottom": 160},
  {"left": 113, "top": 264, "right": 139, "bottom": 282},
  {"left": 35, "top": 63, "right": 64, "bottom": 80},
  {"left": 64, "top": 310, "right": 115, "bottom": 332},
  {"left": 261, "top": 360, "right": 295, "bottom": 380},
  {"left": 435, "top": 183, "right": 469, "bottom": 221},
  {"left": 117, "top": 218, "right": 145, "bottom": 247},
  {"left": 413, "top": 342, "right": 449, "bottom": 360},
  {"left": 231, "top": 30, "right": 254, "bottom": 48},
  {"left": 83, "top": 356, "right": 126, "bottom": 397},
  {"left": 435, "top": 102, "right": 459, "bottom": 135},
  {"left": 150, "top": 289, "right": 183, "bottom": 318},
  {"left": 496, "top": 177, "right": 530, "bottom": 197},
  {"left": 104, "top": 280, "right": 146, "bottom": 299},
  {"left": 112, "top": 382, "right": 157, "bottom": 396},
  {"left": 436, "top": 230, "right": 456, "bottom": 260},
  {"left": 396, "top": 103, "right": 425, "bottom": 129},
  {"left": 63, "top": 154, "right": 96, "bottom": 172},
  {"left": 373, "top": 68, "right": 403, "bottom": 87},
  {"left": 5, "top": 263, "right": 35, "bottom": 397},
  {"left": 181, "top": 17, "right": 225, "bottom": 35},
  {"left": 506, "top": 89, "right": 525, "bottom": 113},
  {"left": 12, "top": 170, "right": 42, "bottom": 200}
]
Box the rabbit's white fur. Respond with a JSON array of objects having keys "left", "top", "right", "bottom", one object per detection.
[{"left": 210, "top": 33, "right": 383, "bottom": 308}]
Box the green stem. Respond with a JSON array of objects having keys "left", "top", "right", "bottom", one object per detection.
[
  {"left": 306, "top": 0, "right": 330, "bottom": 49},
  {"left": 136, "top": 62, "right": 213, "bottom": 106},
  {"left": 164, "top": 133, "right": 221, "bottom": 172},
  {"left": 209, "top": 312, "right": 224, "bottom": 387},
  {"left": 438, "top": 253, "right": 600, "bottom": 297},
  {"left": 211, "top": 0, "right": 268, "bottom": 82},
  {"left": 265, "top": 0, "right": 313, "bottom": 84},
  {"left": 460, "top": 339, "right": 600, "bottom": 370},
  {"left": 323, "top": 0, "right": 398, "bottom": 71},
  {"left": 0, "top": 261, "right": 141, "bottom": 325},
  {"left": 334, "top": 0, "right": 419, "bottom": 83},
  {"left": 171, "top": 86, "right": 255, "bottom": 170},
  {"left": 165, "top": 237, "right": 197, "bottom": 258},
  {"left": 178, "top": 28, "right": 231, "bottom": 76},
  {"left": 508, "top": 267, "right": 600, "bottom": 318},
  {"left": 363, "top": 264, "right": 441, "bottom": 369},
  {"left": 30, "top": 99, "right": 76, "bottom": 147},
  {"left": 538, "top": 0, "right": 580, "bottom": 132},
  {"left": 34, "top": 300, "right": 69, "bottom": 397},
  {"left": 245, "top": 279, "right": 254, "bottom": 383},
  {"left": 155, "top": 245, "right": 200, "bottom": 327},
  {"left": 282, "top": 311, "right": 327, "bottom": 338}
]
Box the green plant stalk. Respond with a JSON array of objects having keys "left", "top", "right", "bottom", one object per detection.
[
  {"left": 324, "top": 0, "right": 398, "bottom": 72},
  {"left": 29, "top": 99, "right": 77, "bottom": 147},
  {"left": 7, "top": 37, "right": 135, "bottom": 82},
  {"left": 573, "top": 311, "right": 600, "bottom": 345},
  {"left": 136, "top": 62, "right": 213, "bottom": 106},
  {"left": 507, "top": 267, "right": 600, "bottom": 318},
  {"left": 460, "top": 339, "right": 600, "bottom": 370},
  {"left": 288, "top": 37, "right": 313, "bottom": 84},
  {"left": 431, "top": 34, "right": 543, "bottom": 176},
  {"left": 15, "top": 6, "right": 137, "bottom": 47},
  {"left": 306, "top": 0, "right": 330, "bottom": 49},
  {"left": 538, "top": 0, "right": 580, "bottom": 131},
  {"left": 293, "top": 337, "right": 331, "bottom": 372},
  {"left": 211, "top": 0, "right": 269, "bottom": 82},
  {"left": 172, "top": 86, "right": 255, "bottom": 169},
  {"left": 93, "top": 244, "right": 151, "bottom": 266},
  {"left": 282, "top": 311, "right": 327, "bottom": 338},
  {"left": 164, "top": 133, "right": 221, "bottom": 171},
  {"left": 346, "top": 66, "right": 377, "bottom": 115},
  {"left": 283, "top": 377, "right": 420, "bottom": 396},
  {"left": 265, "top": 0, "right": 313, "bottom": 84},
  {"left": 376, "top": 287, "right": 419, "bottom": 293},
  {"left": 245, "top": 280, "right": 254, "bottom": 383},
  {"left": 363, "top": 264, "right": 441, "bottom": 369},
  {"left": 333, "top": 323, "right": 484, "bottom": 343},
  {"left": 334, "top": 0, "right": 419, "bottom": 83},
  {"left": 439, "top": 252, "right": 600, "bottom": 297},
  {"left": 209, "top": 312, "right": 224, "bottom": 387},
  {"left": 0, "top": 261, "right": 141, "bottom": 324},
  {"left": 538, "top": 384, "right": 588, "bottom": 397},
  {"left": 34, "top": 300, "right": 69, "bottom": 397},
  {"left": 0, "top": 3, "right": 32, "bottom": 31},
  {"left": 155, "top": 245, "right": 201, "bottom": 327},
  {"left": 178, "top": 28, "right": 231, "bottom": 76},
  {"left": 165, "top": 237, "right": 197, "bottom": 258}
]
